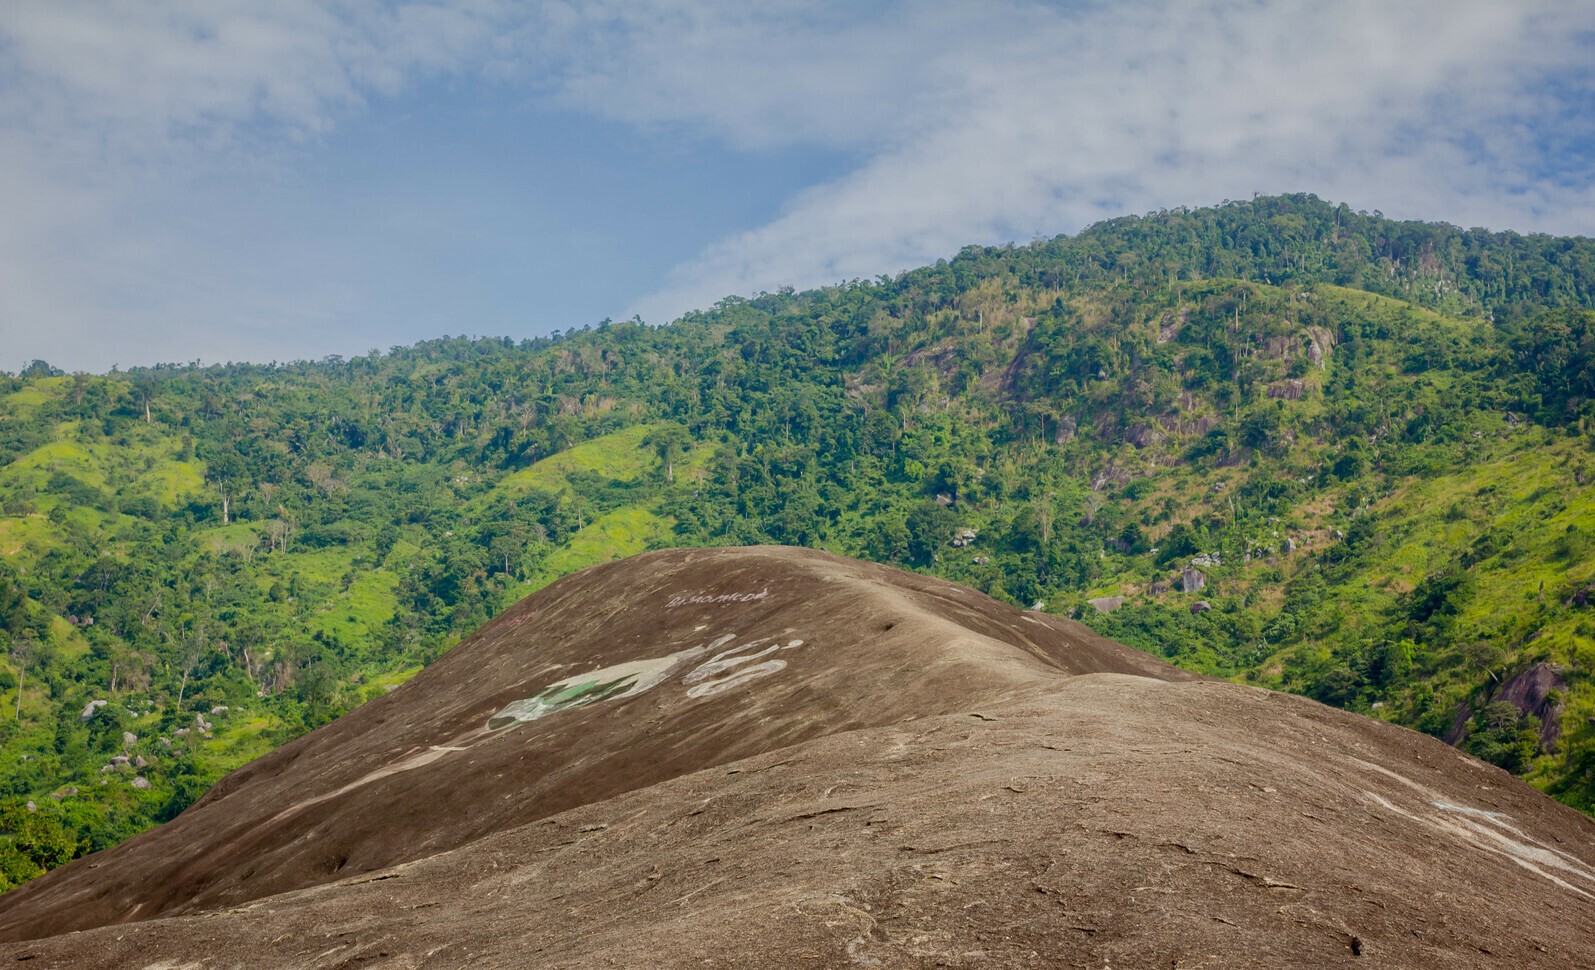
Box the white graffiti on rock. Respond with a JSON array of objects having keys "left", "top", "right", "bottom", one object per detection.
[
  {"left": 665, "top": 588, "right": 771, "bottom": 609},
  {"left": 484, "top": 632, "right": 808, "bottom": 730}
]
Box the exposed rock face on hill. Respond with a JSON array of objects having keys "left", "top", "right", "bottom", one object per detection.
[
  {"left": 2, "top": 547, "right": 1593, "bottom": 968},
  {"left": 1495, "top": 662, "right": 1571, "bottom": 751}
]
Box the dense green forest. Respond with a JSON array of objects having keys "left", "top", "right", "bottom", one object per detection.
[{"left": 3, "top": 194, "right": 1595, "bottom": 889}]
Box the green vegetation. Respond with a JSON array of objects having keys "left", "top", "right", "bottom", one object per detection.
[{"left": 3, "top": 193, "right": 1595, "bottom": 888}]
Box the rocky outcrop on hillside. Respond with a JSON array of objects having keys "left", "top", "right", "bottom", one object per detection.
[{"left": 1, "top": 547, "right": 1592, "bottom": 968}]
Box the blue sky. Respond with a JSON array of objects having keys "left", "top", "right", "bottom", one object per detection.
[{"left": 2, "top": 1, "right": 1593, "bottom": 373}]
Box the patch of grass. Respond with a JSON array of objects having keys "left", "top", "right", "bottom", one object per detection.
[
  {"left": 513, "top": 506, "right": 673, "bottom": 597},
  {"left": 0, "top": 417, "right": 203, "bottom": 514},
  {"left": 305, "top": 566, "right": 400, "bottom": 645},
  {"left": 204, "top": 714, "right": 283, "bottom": 764},
  {"left": 4, "top": 438, "right": 108, "bottom": 491},
  {"left": 263, "top": 548, "right": 356, "bottom": 585},
  {"left": 193, "top": 524, "right": 262, "bottom": 557},
  {"left": 351, "top": 664, "right": 424, "bottom": 705},
  {"left": 135, "top": 459, "right": 206, "bottom": 506},
  {"left": 1361, "top": 436, "right": 1594, "bottom": 636},
  {"left": 0, "top": 378, "right": 72, "bottom": 411},
  {"left": 46, "top": 614, "right": 90, "bottom": 660},
  {"left": 674, "top": 442, "right": 717, "bottom": 487},
  {"left": 1315, "top": 283, "right": 1457, "bottom": 326},
  {"left": 0, "top": 516, "right": 63, "bottom": 559},
  {"left": 1, "top": 388, "right": 56, "bottom": 409},
  {"left": 490, "top": 424, "right": 664, "bottom": 500},
  {"left": 383, "top": 538, "right": 422, "bottom": 569}
]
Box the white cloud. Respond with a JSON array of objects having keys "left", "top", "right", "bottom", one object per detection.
[
  {"left": 0, "top": 1, "right": 513, "bottom": 152},
  {"left": 0, "top": 0, "right": 521, "bottom": 369},
  {"left": 601, "top": 0, "right": 1595, "bottom": 323},
  {"left": 1, "top": 1, "right": 1592, "bottom": 369}
]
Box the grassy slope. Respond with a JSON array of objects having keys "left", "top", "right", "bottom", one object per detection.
[
  {"left": 514, "top": 506, "right": 674, "bottom": 599},
  {"left": 1071, "top": 419, "right": 1593, "bottom": 792},
  {"left": 487, "top": 423, "right": 663, "bottom": 501}
]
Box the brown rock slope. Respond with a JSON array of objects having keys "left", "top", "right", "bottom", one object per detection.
[{"left": 2, "top": 546, "right": 1593, "bottom": 968}]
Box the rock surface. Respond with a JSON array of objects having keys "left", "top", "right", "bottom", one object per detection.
[
  {"left": 1086, "top": 595, "right": 1124, "bottom": 613},
  {"left": 1494, "top": 661, "right": 1571, "bottom": 750},
  {"left": 1, "top": 546, "right": 1593, "bottom": 968},
  {"left": 1448, "top": 661, "right": 1573, "bottom": 753}
]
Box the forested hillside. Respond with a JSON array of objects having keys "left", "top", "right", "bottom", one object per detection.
[{"left": 3, "top": 194, "right": 1594, "bottom": 888}]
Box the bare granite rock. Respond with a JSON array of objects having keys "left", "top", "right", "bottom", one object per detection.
[{"left": 1, "top": 547, "right": 1591, "bottom": 970}]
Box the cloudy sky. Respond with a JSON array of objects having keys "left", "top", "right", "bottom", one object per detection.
[{"left": 2, "top": 1, "right": 1593, "bottom": 372}]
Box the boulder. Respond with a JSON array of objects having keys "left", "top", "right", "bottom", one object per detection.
[
  {"left": 1304, "top": 326, "right": 1336, "bottom": 368},
  {"left": 1181, "top": 568, "right": 1207, "bottom": 594},
  {"left": 1053, "top": 414, "right": 1077, "bottom": 443},
  {"left": 1266, "top": 378, "right": 1307, "bottom": 400},
  {"left": 1493, "top": 662, "right": 1572, "bottom": 752},
  {"left": 1126, "top": 424, "right": 1165, "bottom": 449},
  {"left": 1087, "top": 596, "right": 1125, "bottom": 613}
]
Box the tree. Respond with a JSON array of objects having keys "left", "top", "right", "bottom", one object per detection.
[
  {"left": 488, "top": 528, "right": 528, "bottom": 578},
  {"left": 161, "top": 611, "right": 209, "bottom": 710},
  {"left": 19, "top": 360, "right": 62, "bottom": 378},
  {"left": 642, "top": 424, "right": 693, "bottom": 484},
  {"left": 1034, "top": 493, "right": 1056, "bottom": 545},
  {"left": 133, "top": 372, "right": 158, "bottom": 423},
  {"left": 8, "top": 639, "right": 34, "bottom": 721},
  {"left": 0, "top": 801, "right": 81, "bottom": 890},
  {"left": 905, "top": 501, "right": 957, "bottom": 567},
  {"left": 0, "top": 565, "right": 28, "bottom": 636},
  {"left": 1465, "top": 702, "right": 1541, "bottom": 773},
  {"left": 206, "top": 451, "right": 246, "bottom": 525}
]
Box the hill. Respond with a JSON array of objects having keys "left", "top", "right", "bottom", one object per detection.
[
  {"left": 2, "top": 194, "right": 1595, "bottom": 890},
  {"left": 2, "top": 547, "right": 1592, "bottom": 968}
]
